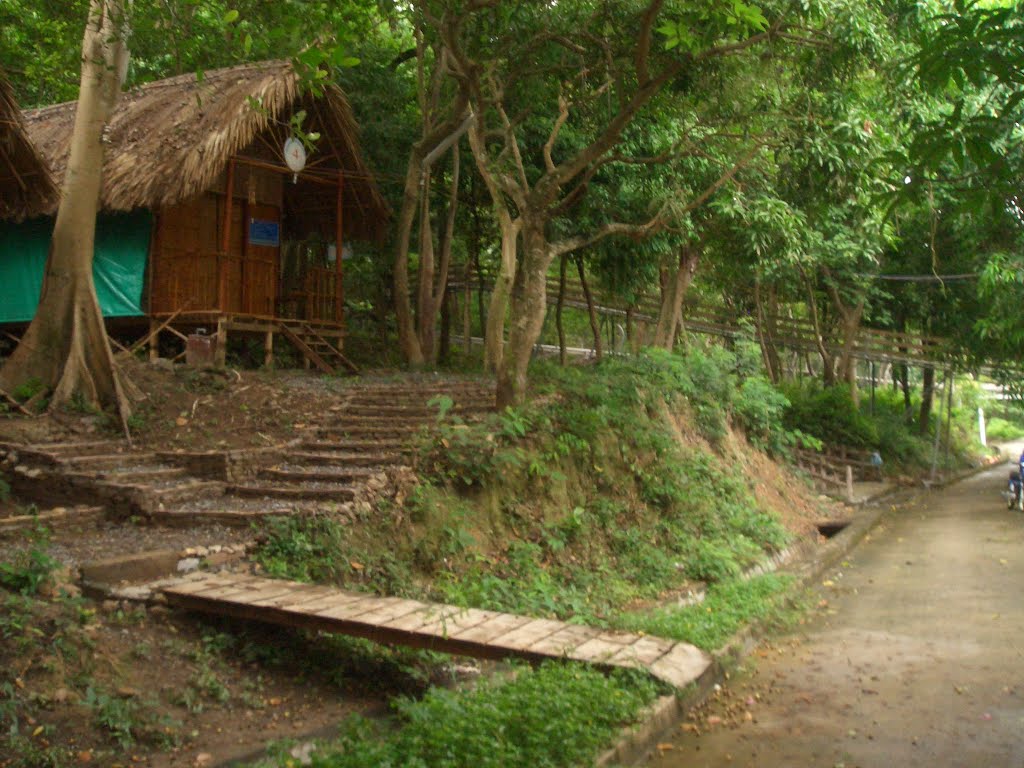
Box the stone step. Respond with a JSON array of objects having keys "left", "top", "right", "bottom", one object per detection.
[
  {"left": 227, "top": 483, "right": 356, "bottom": 502},
  {"left": 342, "top": 394, "right": 495, "bottom": 408},
  {"left": 258, "top": 467, "right": 376, "bottom": 483},
  {"left": 315, "top": 421, "right": 423, "bottom": 434},
  {"left": 315, "top": 424, "right": 422, "bottom": 439},
  {"left": 151, "top": 507, "right": 308, "bottom": 528},
  {"left": 289, "top": 451, "right": 403, "bottom": 468},
  {"left": 148, "top": 480, "right": 226, "bottom": 506},
  {"left": 33, "top": 440, "right": 129, "bottom": 457},
  {"left": 300, "top": 439, "right": 408, "bottom": 453},
  {"left": 68, "top": 466, "right": 188, "bottom": 484},
  {"left": 61, "top": 452, "right": 160, "bottom": 470},
  {"left": 342, "top": 404, "right": 491, "bottom": 418}
]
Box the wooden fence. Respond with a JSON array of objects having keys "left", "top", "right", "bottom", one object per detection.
[{"left": 445, "top": 267, "right": 951, "bottom": 368}]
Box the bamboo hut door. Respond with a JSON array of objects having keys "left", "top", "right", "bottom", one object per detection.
[{"left": 242, "top": 203, "right": 280, "bottom": 316}]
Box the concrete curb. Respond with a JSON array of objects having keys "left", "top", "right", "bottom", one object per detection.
[{"left": 596, "top": 457, "right": 1001, "bottom": 767}]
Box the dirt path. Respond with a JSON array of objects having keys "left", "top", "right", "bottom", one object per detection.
[{"left": 655, "top": 466, "right": 1024, "bottom": 768}]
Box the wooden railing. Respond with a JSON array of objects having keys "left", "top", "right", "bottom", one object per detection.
[{"left": 444, "top": 267, "right": 951, "bottom": 366}]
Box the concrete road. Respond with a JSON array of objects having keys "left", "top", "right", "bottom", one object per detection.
[{"left": 654, "top": 466, "right": 1024, "bottom": 768}]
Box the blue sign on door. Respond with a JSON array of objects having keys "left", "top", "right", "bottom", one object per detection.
[{"left": 249, "top": 219, "right": 280, "bottom": 247}]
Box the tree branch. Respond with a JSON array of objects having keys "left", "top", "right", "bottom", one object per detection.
[{"left": 543, "top": 88, "right": 570, "bottom": 173}]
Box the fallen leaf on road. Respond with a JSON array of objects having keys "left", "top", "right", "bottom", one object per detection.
[
  {"left": 822, "top": 580, "right": 835, "bottom": 587},
  {"left": 656, "top": 743, "right": 674, "bottom": 753}
]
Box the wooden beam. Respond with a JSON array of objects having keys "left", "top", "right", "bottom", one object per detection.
[
  {"left": 335, "top": 170, "right": 344, "bottom": 326},
  {"left": 128, "top": 303, "right": 190, "bottom": 355},
  {"left": 219, "top": 160, "right": 235, "bottom": 311}
]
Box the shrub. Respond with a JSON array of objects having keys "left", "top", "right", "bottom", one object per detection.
[
  {"left": 273, "top": 663, "right": 659, "bottom": 768},
  {"left": 0, "top": 524, "right": 57, "bottom": 596},
  {"left": 781, "top": 382, "right": 879, "bottom": 448}
]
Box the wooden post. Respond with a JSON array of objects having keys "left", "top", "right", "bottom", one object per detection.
[
  {"left": 148, "top": 318, "right": 159, "bottom": 362},
  {"left": 335, "top": 170, "right": 344, "bottom": 327},
  {"left": 219, "top": 159, "right": 235, "bottom": 312},
  {"left": 264, "top": 330, "right": 274, "bottom": 369},
  {"left": 846, "top": 465, "right": 854, "bottom": 503},
  {"left": 215, "top": 317, "right": 227, "bottom": 368},
  {"left": 463, "top": 264, "right": 471, "bottom": 354}
]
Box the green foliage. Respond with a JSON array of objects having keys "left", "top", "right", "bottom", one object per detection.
[
  {"left": 986, "top": 416, "right": 1024, "bottom": 441},
  {"left": 780, "top": 382, "right": 879, "bottom": 448},
  {"left": 83, "top": 686, "right": 139, "bottom": 749},
  {"left": 257, "top": 663, "right": 658, "bottom": 768},
  {"left": 617, "top": 574, "right": 796, "bottom": 650},
  {"left": 415, "top": 351, "right": 791, "bottom": 626},
  {"left": 10, "top": 378, "right": 42, "bottom": 404},
  {"left": 0, "top": 524, "right": 57, "bottom": 596},
  {"left": 255, "top": 515, "right": 413, "bottom": 596}
]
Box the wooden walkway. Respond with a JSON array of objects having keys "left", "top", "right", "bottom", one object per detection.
[{"left": 162, "top": 573, "right": 711, "bottom": 689}]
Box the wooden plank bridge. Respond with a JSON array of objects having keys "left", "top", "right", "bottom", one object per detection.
[{"left": 162, "top": 572, "right": 712, "bottom": 689}]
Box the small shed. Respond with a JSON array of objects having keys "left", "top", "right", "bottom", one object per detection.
[
  {"left": 0, "top": 72, "right": 55, "bottom": 221},
  {"left": 10, "top": 60, "right": 388, "bottom": 370}
]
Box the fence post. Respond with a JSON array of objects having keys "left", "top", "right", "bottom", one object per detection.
[{"left": 846, "top": 465, "right": 854, "bottom": 503}]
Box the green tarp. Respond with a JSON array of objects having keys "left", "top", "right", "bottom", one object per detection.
[{"left": 0, "top": 211, "right": 152, "bottom": 324}]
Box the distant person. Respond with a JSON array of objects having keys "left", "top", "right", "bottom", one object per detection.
[{"left": 870, "top": 450, "right": 883, "bottom": 481}]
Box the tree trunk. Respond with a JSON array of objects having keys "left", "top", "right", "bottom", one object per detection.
[
  {"left": 799, "top": 266, "right": 836, "bottom": 387},
  {"left": 415, "top": 171, "right": 436, "bottom": 359},
  {"left": 575, "top": 256, "right": 602, "bottom": 360},
  {"left": 439, "top": 289, "right": 451, "bottom": 363},
  {"left": 497, "top": 224, "right": 552, "bottom": 408},
  {"left": 900, "top": 363, "right": 912, "bottom": 419},
  {"left": 753, "top": 278, "right": 776, "bottom": 383},
  {"left": 653, "top": 246, "right": 699, "bottom": 350},
  {"left": 0, "top": 0, "right": 131, "bottom": 430},
  {"left": 426, "top": 143, "right": 459, "bottom": 362},
  {"left": 392, "top": 150, "right": 427, "bottom": 366},
  {"left": 919, "top": 365, "right": 935, "bottom": 436},
  {"left": 836, "top": 302, "right": 863, "bottom": 406},
  {"left": 556, "top": 254, "right": 567, "bottom": 365},
  {"left": 483, "top": 213, "right": 519, "bottom": 372},
  {"left": 824, "top": 274, "right": 864, "bottom": 407}
]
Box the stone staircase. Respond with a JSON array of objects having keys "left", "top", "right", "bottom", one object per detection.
[
  {"left": 0, "top": 439, "right": 224, "bottom": 519},
  {"left": 2, "top": 379, "right": 495, "bottom": 528},
  {"left": 161, "top": 378, "right": 496, "bottom": 525}
]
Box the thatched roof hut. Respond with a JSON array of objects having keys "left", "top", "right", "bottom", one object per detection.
[
  {"left": 0, "top": 73, "right": 56, "bottom": 221},
  {"left": 23, "top": 59, "right": 388, "bottom": 239}
]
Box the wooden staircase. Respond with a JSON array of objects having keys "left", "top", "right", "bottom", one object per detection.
[{"left": 279, "top": 321, "right": 358, "bottom": 375}]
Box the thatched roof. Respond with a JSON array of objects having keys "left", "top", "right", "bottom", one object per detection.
[
  {"left": 0, "top": 72, "right": 56, "bottom": 221},
  {"left": 24, "top": 60, "right": 388, "bottom": 239}
]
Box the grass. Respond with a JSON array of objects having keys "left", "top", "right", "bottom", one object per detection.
[
  {"left": 243, "top": 348, "right": 816, "bottom": 766},
  {"left": 616, "top": 573, "right": 798, "bottom": 650},
  {"left": 254, "top": 662, "right": 660, "bottom": 768}
]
